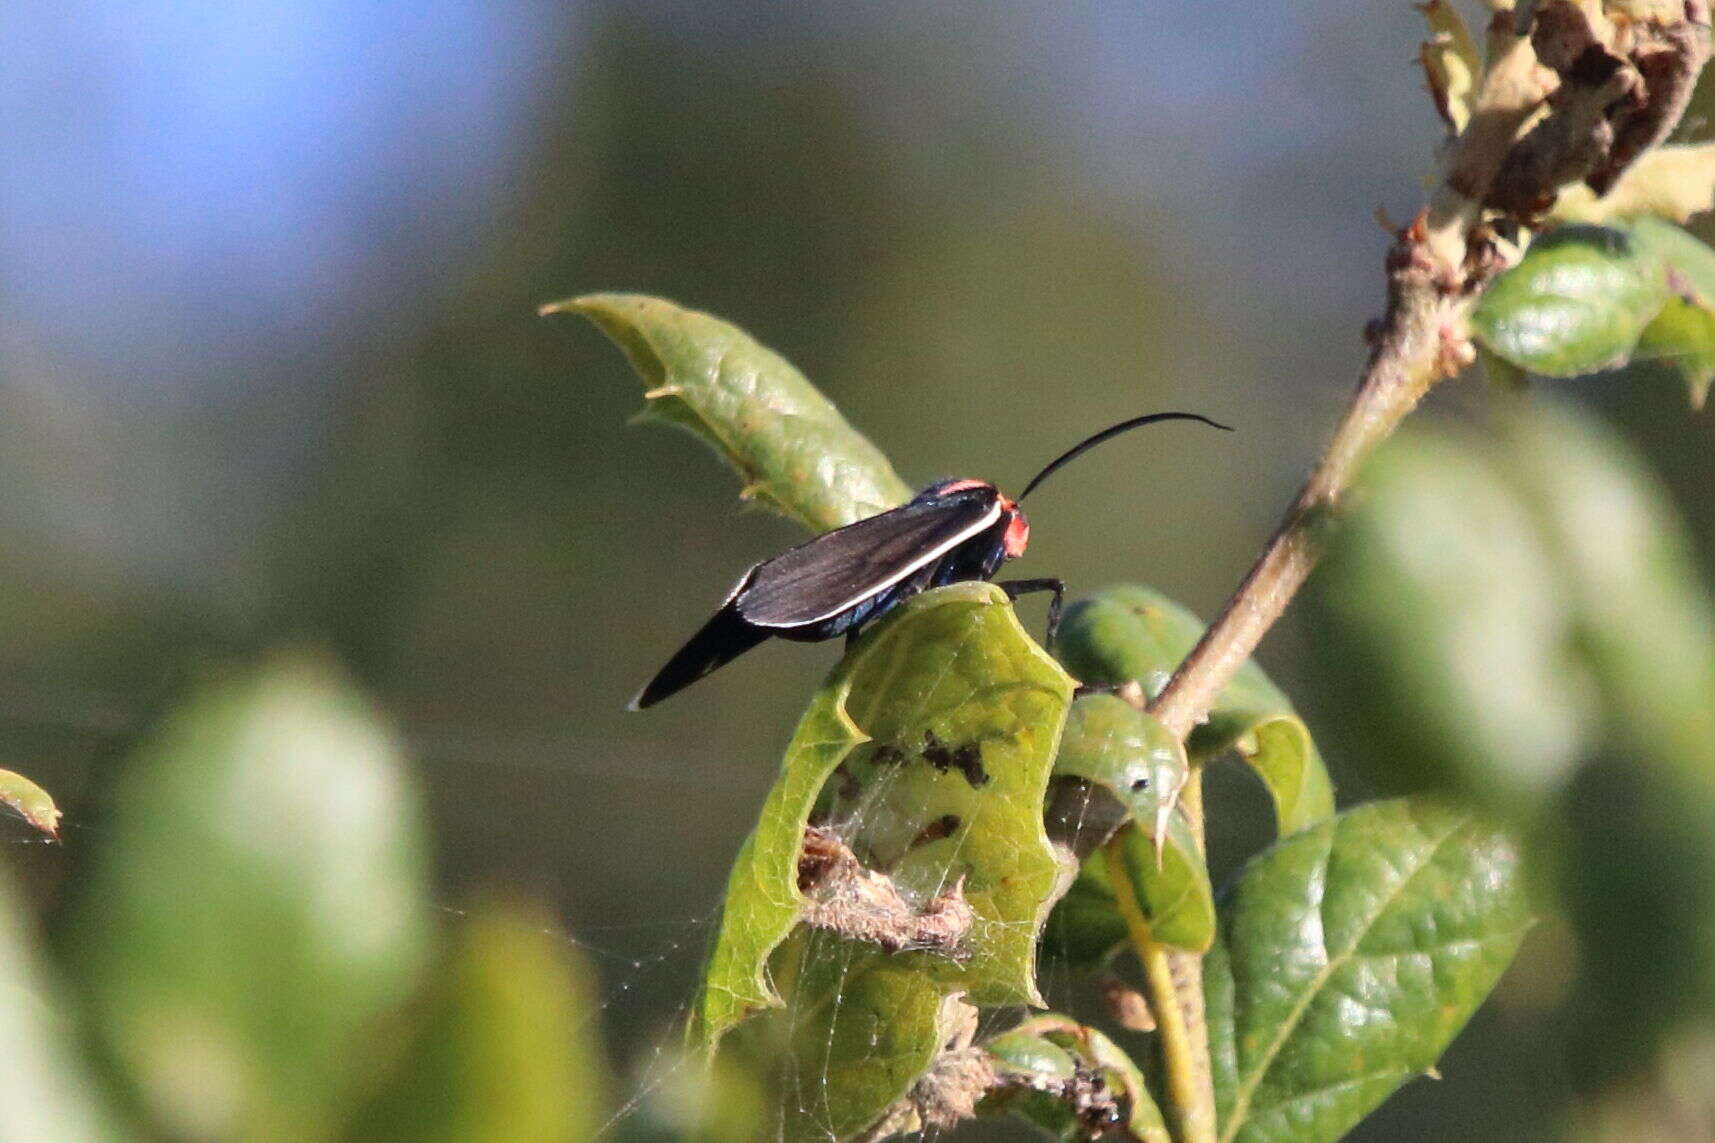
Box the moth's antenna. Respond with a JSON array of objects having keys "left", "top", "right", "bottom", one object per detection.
[{"left": 1017, "top": 412, "right": 1233, "bottom": 502}]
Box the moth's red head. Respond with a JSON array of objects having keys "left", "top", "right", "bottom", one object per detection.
[{"left": 1000, "top": 497, "right": 1030, "bottom": 559}]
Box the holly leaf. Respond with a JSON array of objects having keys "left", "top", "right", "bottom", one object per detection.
[
  {"left": 551, "top": 293, "right": 912, "bottom": 529},
  {"left": 1042, "top": 696, "right": 1213, "bottom": 958},
  {"left": 1206, "top": 800, "right": 1529, "bottom": 1143},
  {"left": 984, "top": 1014, "right": 1170, "bottom": 1142},
  {"left": 1057, "top": 585, "right": 1334, "bottom": 835},
  {"left": 695, "top": 581, "right": 1075, "bottom": 1048}
]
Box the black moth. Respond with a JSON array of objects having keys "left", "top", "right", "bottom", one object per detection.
[{"left": 630, "top": 411, "right": 1230, "bottom": 709}]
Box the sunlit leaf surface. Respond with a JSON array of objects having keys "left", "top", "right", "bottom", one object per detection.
[
  {"left": 1043, "top": 696, "right": 1213, "bottom": 957},
  {"left": 0, "top": 767, "right": 61, "bottom": 838},
  {"left": 555, "top": 292, "right": 913, "bottom": 529},
  {"left": 1473, "top": 225, "right": 1668, "bottom": 378},
  {"left": 1474, "top": 218, "right": 1715, "bottom": 406},
  {"left": 1205, "top": 800, "right": 1528, "bottom": 1143},
  {"left": 1057, "top": 585, "right": 1333, "bottom": 835}
]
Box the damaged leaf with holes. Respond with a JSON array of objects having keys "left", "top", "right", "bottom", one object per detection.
[
  {"left": 695, "top": 581, "right": 1076, "bottom": 1055},
  {"left": 983, "top": 1015, "right": 1169, "bottom": 1142},
  {"left": 1042, "top": 695, "right": 1214, "bottom": 961},
  {"left": 552, "top": 292, "right": 912, "bottom": 529},
  {"left": 1204, "top": 799, "right": 1529, "bottom": 1143},
  {"left": 1057, "top": 585, "right": 1334, "bottom": 836}
]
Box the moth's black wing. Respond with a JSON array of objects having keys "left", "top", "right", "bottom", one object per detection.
[
  {"left": 738, "top": 494, "right": 1001, "bottom": 627},
  {"left": 630, "top": 490, "right": 1000, "bottom": 708},
  {"left": 629, "top": 566, "right": 771, "bottom": 709}
]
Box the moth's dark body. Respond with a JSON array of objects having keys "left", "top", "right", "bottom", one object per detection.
[
  {"left": 630, "top": 481, "right": 1028, "bottom": 709},
  {"left": 627, "top": 411, "right": 1228, "bottom": 710}
]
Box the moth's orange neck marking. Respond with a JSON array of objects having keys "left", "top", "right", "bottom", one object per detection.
[
  {"left": 938, "top": 478, "right": 992, "bottom": 495},
  {"left": 1000, "top": 500, "right": 1030, "bottom": 558}
]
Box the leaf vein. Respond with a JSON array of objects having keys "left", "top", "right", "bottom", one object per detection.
[{"left": 1220, "top": 812, "right": 1471, "bottom": 1143}]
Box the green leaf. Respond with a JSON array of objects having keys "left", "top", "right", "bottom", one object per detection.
[
  {"left": 64, "top": 651, "right": 432, "bottom": 1142},
  {"left": 1206, "top": 800, "right": 1529, "bottom": 1143},
  {"left": 983, "top": 1015, "right": 1170, "bottom": 1142},
  {"left": 1041, "top": 815, "right": 1211, "bottom": 960},
  {"left": 1054, "top": 695, "right": 1189, "bottom": 824},
  {"left": 1307, "top": 428, "right": 1596, "bottom": 815},
  {"left": 760, "top": 933, "right": 963, "bottom": 1142},
  {"left": 1475, "top": 217, "right": 1715, "bottom": 406},
  {"left": 1634, "top": 297, "right": 1715, "bottom": 408},
  {"left": 0, "top": 866, "right": 129, "bottom": 1141},
  {"left": 552, "top": 292, "right": 913, "bottom": 530},
  {"left": 1043, "top": 817, "right": 1212, "bottom": 961},
  {"left": 1057, "top": 585, "right": 1334, "bottom": 835},
  {"left": 1628, "top": 217, "right": 1715, "bottom": 408},
  {"left": 1473, "top": 225, "right": 1671, "bottom": 378},
  {"left": 1493, "top": 399, "right": 1715, "bottom": 765},
  {"left": 344, "top": 897, "right": 604, "bottom": 1143},
  {"left": 1042, "top": 696, "right": 1213, "bottom": 956},
  {"left": 696, "top": 581, "right": 1075, "bottom": 1048},
  {"left": 0, "top": 767, "right": 61, "bottom": 838},
  {"left": 693, "top": 680, "right": 866, "bottom": 1047},
  {"left": 1492, "top": 401, "right": 1715, "bottom": 1072}
]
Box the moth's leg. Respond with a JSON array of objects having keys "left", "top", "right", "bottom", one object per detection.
[
  {"left": 996, "top": 577, "right": 1066, "bottom": 650},
  {"left": 1073, "top": 682, "right": 1126, "bottom": 699},
  {"left": 845, "top": 626, "right": 863, "bottom": 653}
]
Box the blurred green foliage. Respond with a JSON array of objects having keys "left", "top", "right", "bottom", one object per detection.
[
  {"left": 5, "top": 655, "right": 606, "bottom": 1142},
  {"left": 1307, "top": 398, "right": 1715, "bottom": 1112}
]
